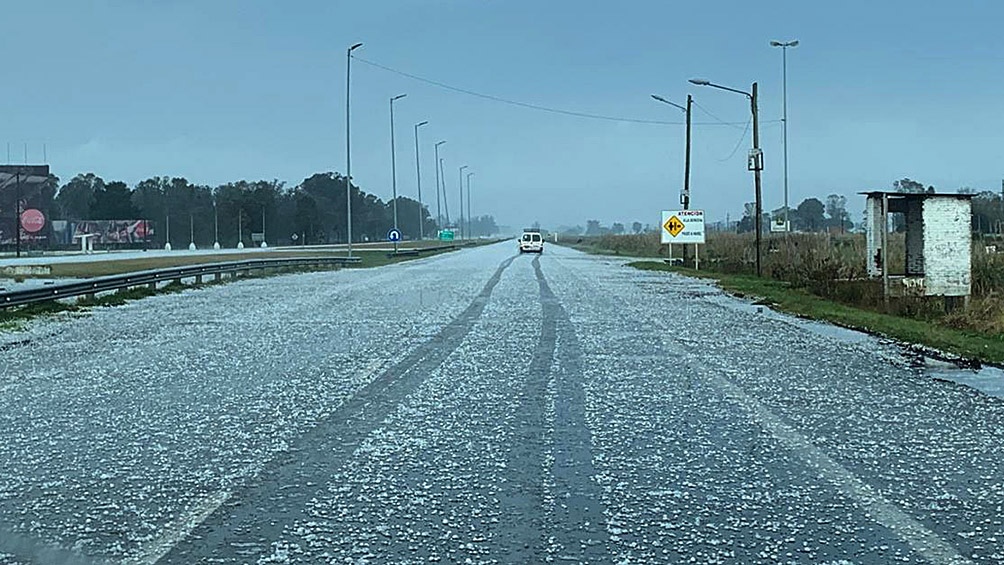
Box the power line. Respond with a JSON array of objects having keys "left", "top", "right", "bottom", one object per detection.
[
  {"left": 716, "top": 117, "right": 752, "bottom": 162},
  {"left": 692, "top": 100, "right": 747, "bottom": 131},
  {"left": 355, "top": 57, "right": 763, "bottom": 127}
]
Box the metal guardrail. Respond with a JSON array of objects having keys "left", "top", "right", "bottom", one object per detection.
[{"left": 0, "top": 256, "right": 361, "bottom": 309}]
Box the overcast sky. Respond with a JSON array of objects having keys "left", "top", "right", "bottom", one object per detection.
[{"left": 2, "top": 0, "right": 1003, "bottom": 228}]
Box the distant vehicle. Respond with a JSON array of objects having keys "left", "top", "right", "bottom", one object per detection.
[{"left": 518, "top": 229, "right": 544, "bottom": 254}]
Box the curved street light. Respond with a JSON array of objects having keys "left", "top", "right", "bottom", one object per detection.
[
  {"left": 458, "top": 165, "right": 468, "bottom": 239},
  {"left": 389, "top": 93, "right": 407, "bottom": 250},
  {"left": 434, "top": 140, "right": 446, "bottom": 230},
  {"left": 689, "top": 77, "right": 763, "bottom": 277},
  {"left": 650, "top": 93, "right": 693, "bottom": 211},
  {"left": 413, "top": 121, "right": 429, "bottom": 239},
  {"left": 466, "top": 171, "right": 474, "bottom": 238},
  {"left": 345, "top": 42, "right": 363, "bottom": 257}
]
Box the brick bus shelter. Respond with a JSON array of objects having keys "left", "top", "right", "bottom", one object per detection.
[{"left": 863, "top": 191, "right": 972, "bottom": 308}]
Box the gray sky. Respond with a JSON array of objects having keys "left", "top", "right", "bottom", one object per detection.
[{"left": 2, "top": 0, "right": 1003, "bottom": 229}]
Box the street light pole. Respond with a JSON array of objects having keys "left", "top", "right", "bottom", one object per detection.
[
  {"left": 466, "top": 172, "right": 474, "bottom": 238},
  {"left": 213, "top": 200, "right": 220, "bottom": 249},
  {"left": 440, "top": 158, "right": 450, "bottom": 225},
  {"left": 414, "top": 121, "right": 429, "bottom": 239},
  {"left": 14, "top": 170, "right": 21, "bottom": 258},
  {"left": 751, "top": 82, "right": 762, "bottom": 277},
  {"left": 650, "top": 94, "right": 693, "bottom": 210},
  {"left": 684, "top": 94, "right": 692, "bottom": 210},
  {"left": 389, "top": 94, "right": 407, "bottom": 251},
  {"left": 345, "top": 42, "right": 363, "bottom": 257},
  {"left": 689, "top": 78, "right": 763, "bottom": 276},
  {"left": 459, "top": 165, "right": 468, "bottom": 240},
  {"left": 771, "top": 40, "right": 799, "bottom": 232},
  {"left": 434, "top": 141, "right": 446, "bottom": 233},
  {"left": 651, "top": 93, "right": 694, "bottom": 266}
]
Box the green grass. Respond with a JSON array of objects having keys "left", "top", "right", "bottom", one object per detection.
[
  {"left": 630, "top": 261, "right": 1004, "bottom": 366},
  {"left": 0, "top": 301, "right": 74, "bottom": 331}
]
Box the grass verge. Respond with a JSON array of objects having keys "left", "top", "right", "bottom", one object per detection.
[{"left": 629, "top": 261, "right": 1004, "bottom": 366}]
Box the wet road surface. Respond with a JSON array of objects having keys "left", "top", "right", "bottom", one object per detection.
[{"left": 1, "top": 242, "right": 1003, "bottom": 563}]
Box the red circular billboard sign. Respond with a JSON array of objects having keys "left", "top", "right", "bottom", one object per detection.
[{"left": 20, "top": 209, "right": 46, "bottom": 233}]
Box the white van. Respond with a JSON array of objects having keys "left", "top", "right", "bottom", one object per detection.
[{"left": 518, "top": 230, "right": 544, "bottom": 254}]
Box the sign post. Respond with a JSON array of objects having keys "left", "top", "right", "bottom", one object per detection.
[
  {"left": 661, "top": 210, "right": 706, "bottom": 268},
  {"left": 387, "top": 228, "right": 402, "bottom": 252}
]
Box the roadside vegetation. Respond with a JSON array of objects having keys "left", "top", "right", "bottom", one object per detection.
[
  {"left": 8, "top": 171, "right": 500, "bottom": 254},
  {"left": 566, "top": 232, "right": 1004, "bottom": 366}
]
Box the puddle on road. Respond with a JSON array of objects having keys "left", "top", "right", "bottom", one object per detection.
[
  {"left": 900, "top": 352, "right": 1004, "bottom": 400},
  {"left": 701, "top": 286, "right": 1004, "bottom": 400}
]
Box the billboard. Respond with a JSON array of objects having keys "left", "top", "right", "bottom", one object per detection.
[
  {"left": 0, "top": 165, "right": 53, "bottom": 246},
  {"left": 58, "top": 220, "right": 154, "bottom": 246}
]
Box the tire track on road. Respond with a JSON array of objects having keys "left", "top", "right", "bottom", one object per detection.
[
  {"left": 497, "top": 255, "right": 607, "bottom": 561},
  {"left": 535, "top": 256, "right": 609, "bottom": 562},
  {"left": 155, "top": 255, "right": 518, "bottom": 564}
]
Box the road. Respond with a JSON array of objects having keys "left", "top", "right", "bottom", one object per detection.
[
  {"left": 1, "top": 242, "right": 1003, "bottom": 564},
  {"left": 0, "top": 241, "right": 459, "bottom": 268}
]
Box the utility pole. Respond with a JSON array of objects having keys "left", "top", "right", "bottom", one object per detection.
[
  {"left": 690, "top": 78, "right": 764, "bottom": 276},
  {"left": 650, "top": 93, "right": 694, "bottom": 264},
  {"left": 751, "top": 82, "right": 763, "bottom": 277},
  {"left": 684, "top": 94, "right": 692, "bottom": 210}
]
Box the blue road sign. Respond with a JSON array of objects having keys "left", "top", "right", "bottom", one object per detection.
[{"left": 387, "top": 229, "right": 402, "bottom": 242}]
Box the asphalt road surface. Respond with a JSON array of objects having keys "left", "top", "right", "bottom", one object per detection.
[{"left": 1, "top": 242, "right": 1003, "bottom": 564}]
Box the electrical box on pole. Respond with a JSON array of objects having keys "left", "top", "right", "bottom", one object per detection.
[{"left": 747, "top": 148, "right": 764, "bottom": 171}]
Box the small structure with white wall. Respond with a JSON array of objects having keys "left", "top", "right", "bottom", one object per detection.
[
  {"left": 862, "top": 191, "right": 972, "bottom": 305},
  {"left": 77, "top": 233, "right": 97, "bottom": 254}
]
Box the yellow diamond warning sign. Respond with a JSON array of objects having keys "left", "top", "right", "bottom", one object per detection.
[
  {"left": 661, "top": 210, "right": 706, "bottom": 244},
  {"left": 664, "top": 215, "right": 685, "bottom": 237}
]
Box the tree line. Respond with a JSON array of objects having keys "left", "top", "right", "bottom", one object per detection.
[
  {"left": 564, "top": 178, "right": 995, "bottom": 237},
  {"left": 19, "top": 171, "right": 497, "bottom": 248}
]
